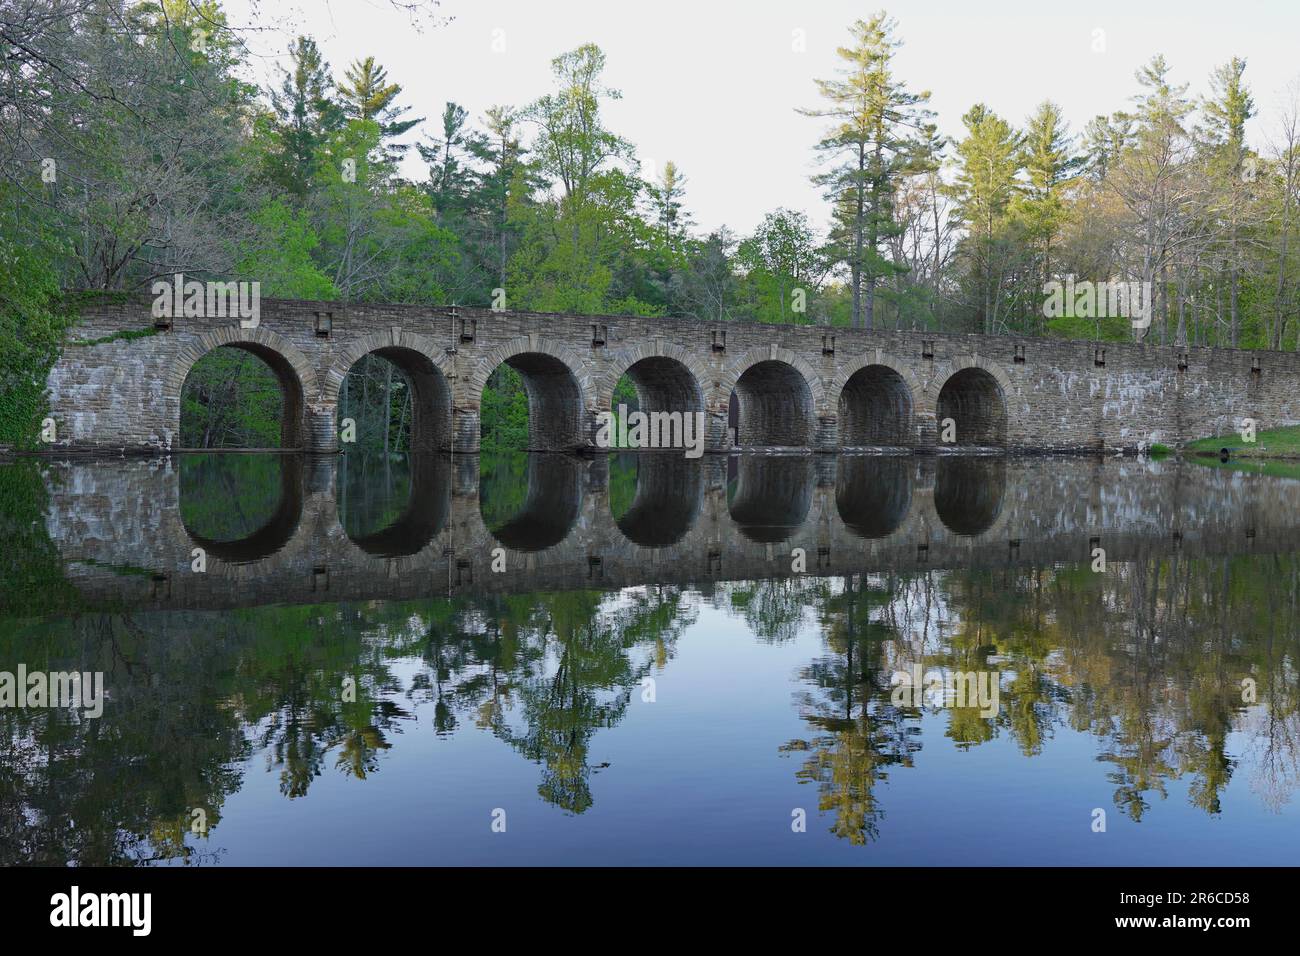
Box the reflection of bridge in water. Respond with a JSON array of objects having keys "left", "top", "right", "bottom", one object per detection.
[{"left": 44, "top": 454, "right": 1300, "bottom": 610}]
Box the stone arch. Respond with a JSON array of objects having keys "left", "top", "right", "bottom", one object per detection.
[
  {"left": 720, "top": 347, "right": 826, "bottom": 448},
  {"left": 467, "top": 335, "right": 596, "bottom": 451},
  {"left": 595, "top": 342, "right": 710, "bottom": 416},
  {"left": 933, "top": 356, "right": 1011, "bottom": 447},
  {"left": 832, "top": 353, "right": 921, "bottom": 446},
  {"left": 323, "top": 330, "right": 454, "bottom": 451},
  {"left": 168, "top": 327, "right": 315, "bottom": 448}
]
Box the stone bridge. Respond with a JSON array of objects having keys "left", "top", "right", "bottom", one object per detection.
[
  {"left": 42, "top": 453, "right": 1300, "bottom": 611},
  {"left": 42, "top": 296, "right": 1300, "bottom": 454}
]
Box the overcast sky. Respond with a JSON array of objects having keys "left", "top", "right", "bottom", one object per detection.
[{"left": 223, "top": 0, "right": 1300, "bottom": 236}]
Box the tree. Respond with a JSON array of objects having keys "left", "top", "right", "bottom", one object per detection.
[
  {"left": 645, "top": 160, "right": 692, "bottom": 255},
  {"left": 524, "top": 43, "right": 633, "bottom": 202},
  {"left": 1019, "top": 101, "right": 1083, "bottom": 315},
  {"left": 338, "top": 55, "right": 422, "bottom": 158},
  {"left": 801, "top": 14, "right": 932, "bottom": 329},
  {"left": 1105, "top": 55, "right": 1199, "bottom": 343},
  {"left": 262, "top": 36, "right": 345, "bottom": 197},
  {"left": 1201, "top": 57, "right": 1255, "bottom": 346},
  {"left": 951, "top": 104, "right": 1024, "bottom": 333},
  {"left": 738, "top": 209, "right": 825, "bottom": 323}
]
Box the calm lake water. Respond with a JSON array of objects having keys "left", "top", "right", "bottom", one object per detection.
[{"left": 2, "top": 450, "right": 1299, "bottom": 865}]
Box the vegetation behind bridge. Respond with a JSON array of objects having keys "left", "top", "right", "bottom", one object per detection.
[{"left": 4, "top": 2, "right": 1298, "bottom": 449}]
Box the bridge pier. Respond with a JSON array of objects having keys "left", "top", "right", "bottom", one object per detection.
[
  {"left": 306, "top": 402, "right": 339, "bottom": 454},
  {"left": 815, "top": 415, "right": 838, "bottom": 453},
  {"left": 915, "top": 411, "right": 938, "bottom": 448},
  {"left": 452, "top": 407, "right": 480, "bottom": 454}
]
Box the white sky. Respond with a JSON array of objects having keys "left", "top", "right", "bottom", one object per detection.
[{"left": 223, "top": 0, "right": 1300, "bottom": 236}]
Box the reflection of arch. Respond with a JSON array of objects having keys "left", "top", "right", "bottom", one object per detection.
[
  {"left": 485, "top": 455, "right": 584, "bottom": 551},
  {"left": 836, "top": 457, "right": 913, "bottom": 538},
  {"left": 324, "top": 332, "right": 453, "bottom": 451},
  {"left": 342, "top": 452, "right": 451, "bottom": 557},
  {"left": 596, "top": 344, "right": 709, "bottom": 416},
  {"left": 614, "top": 453, "right": 703, "bottom": 547},
  {"left": 727, "top": 456, "right": 814, "bottom": 542},
  {"left": 724, "top": 354, "right": 820, "bottom": 448},
  {"left": 468, "top": 337, "right": 592, "bottom": 451},
  {"left": 182, "top": 455, "right": 304, "bottom": 563},
  {"left": 169, "top": 328, "right": 314, "bottom": 448},
  {"left": 934, "top": 458, "right": 1006, "bottom": 536},
  {"left": 935, "top": 358, "right": 1010, "bottom": 447},
  {"left": 835, "top": 361, "right": 916, "bottom": 446}
]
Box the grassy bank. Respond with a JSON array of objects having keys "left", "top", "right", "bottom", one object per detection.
[{"left": 1184, "top": 424, "right": 1300, "bottom": 460}]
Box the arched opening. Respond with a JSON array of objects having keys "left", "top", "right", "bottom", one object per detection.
[
  {"left": 839, "top": 365, "right": 913, "bottom": 447},
  {"left": 179, "top": 453, "right": 303, "bottom": 563},
  {"left": 339, "top": 451, "right": 451, "bottom": 557},
  {"left": 481, "top": 454, "right": 583, "bottom": 552},
  {"left": 934, "top": 458, "right": 1006, "bottom": 536},
  {"left": 727, "top": 456, "right": 814, "bottom": 543},
  {"left": 610, "top": 452, "right": 702, "bottom": 547},
  {"left": 836, "top": 457, "right": 912, "bottom": 538},
  {"left": 937, "top": 367, "right": 1007, "bottom": 447},
  {"left": 180, "top": 344, "right": 304, "bottom": 449},
  {"left": 338, "top": 348, "right": 450, "bottom": 454},
  {"left": 731, "top": 360, "right": 815, "bottom": 448},
  {"left": 607, "top": 357, "right": 703, "bottom": 450},
  {"left": 480, "top": 352, "right": 585, "bottom": 452}
]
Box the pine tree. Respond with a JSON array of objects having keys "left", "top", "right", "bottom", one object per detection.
[
  {"left": 264, "top": 36, "right": 345, "bottom": 197},
  {"left": 951, "top": 104, "right": 1024, "bottom": 333},
  {"left": 1019, "top": 101, "right": 1083, "bottom": 312},
  {"left": 800, "top": 14, "right": 932, "bottom": 328},
  {"left": 339, "top": 55, "right": 421, "bottom": 157}
]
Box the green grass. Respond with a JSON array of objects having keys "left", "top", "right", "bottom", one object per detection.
[{"left": 1184, "top": 424, "right": 1300, "bottom": 459}]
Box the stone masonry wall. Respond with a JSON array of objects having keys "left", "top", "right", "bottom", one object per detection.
[{"left": 40, "top": 294, "right": 1300, "bottom": 454}]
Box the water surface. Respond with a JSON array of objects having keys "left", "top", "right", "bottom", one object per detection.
[{"left": 2, "top": 451, "right": 1298, "bottom": 865}]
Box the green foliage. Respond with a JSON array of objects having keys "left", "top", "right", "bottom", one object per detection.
[
  {"left": 480, "top": 365, "right": 529, "bottom": 450},
  {"left": 180, "top": 348, "right": 285, "bottom": 449},
  {"left": 238, "top": 200, "right": 339, "bottom": 299},
  {"left": 0, "top": 192, "right": 71, "bottom": 448},
  {"left": 68, "top": 326, "right": 159, "bottom": 347},
  {"left": 339, "top": 353, "right": 414, "bottom": 454}
]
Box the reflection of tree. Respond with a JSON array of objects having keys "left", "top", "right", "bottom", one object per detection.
[
  {"left": 5, "top": 541, "right": 1300, "bottom": 862},
  {"left": 485, "top": 589, "right": 693, "bottom": 813},
  {"left": 727, "top": 577, "right": 826, "bottom": 644},
  {"left": 403, "top": 586, "right": 694, "bottom": 813},
  {"left": 782, "top": 576, "right": 920, "bottom": 845},
  {"left": 779, "top": 551, "right": 1300, "bottom": 846}
]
